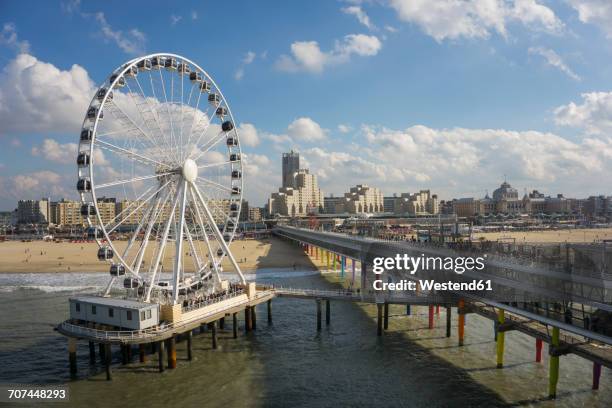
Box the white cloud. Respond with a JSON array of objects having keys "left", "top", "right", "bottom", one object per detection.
[
  {"left": 170, "top": 15, "right": 182, "bottom": 26},
  {"left": 237, "top": 123, "right": 260, "bottom": 147},
  {"left": 31, "top": 139, "right": 77, "bottom": 162},
  {"left": 528, "top": 47, "right": 580, "bottom": 81},
  {"left": 287, "top": 117, "right": 327, "bottom": 142},
  {"left": 554, "top": 92, "right": 612, "bottom": 135},
  {"left": 388, "top": 0, "right": 563, "bottom": 42},
  {"left": 338, "top": 124, "right": 352, "bottom": 133},
  {"left": 0, "top": 53, "right": 95, "bottom": 135},
  {"left": 235, "top": 51, "right": 257, "bottom": 80},
  {"left": 1, "top": 170, "right": 68, "bottom": 200},
  {"left": 276, "top": 34, "right": 382, "bottom": 73},
  {"left": 342, "top": 6, "right": 375, "bottom": 29},
  {"left": 94, "top": 12, "right": 146, "bottom": 55},
  {"left": 567, "top": 0, "right": 612, "bottom": 38},
  {"left": 0, "top": 22, "right": 30, "bottom": 53}
]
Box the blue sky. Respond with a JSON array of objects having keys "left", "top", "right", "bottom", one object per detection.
[{"left": 1, "top": 0, "right": 612, "bottom": 209}]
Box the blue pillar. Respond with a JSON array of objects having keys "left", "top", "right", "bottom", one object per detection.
[
  {"left": 351, "top": 259, "right": 356, "bottom": 285},
  {"left": 341, "top": 256, "right": 346, "bottom": 278}
]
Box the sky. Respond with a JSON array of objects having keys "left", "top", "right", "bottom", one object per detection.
[{"left": 0, "top": 0, "right": 612, "bottom": 210}]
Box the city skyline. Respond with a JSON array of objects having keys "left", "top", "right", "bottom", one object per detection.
[{"left": 1, "top": 1, "right": 612, "bottom": 209}]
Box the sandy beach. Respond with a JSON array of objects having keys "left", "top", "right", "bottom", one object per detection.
[
  {"left": 0, "top": 237, "right": 317, "bottom": 273},
  {"left": 472, "top": 227, "right": 612, "bottom": 244}
]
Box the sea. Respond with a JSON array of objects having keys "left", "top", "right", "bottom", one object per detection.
[{"left": 0, "top": 269, "right": 609, "bottom": 407}]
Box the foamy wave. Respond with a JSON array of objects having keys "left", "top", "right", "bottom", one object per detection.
[{"left": 0, "top": 285, "right": 101, "bottom": 293}]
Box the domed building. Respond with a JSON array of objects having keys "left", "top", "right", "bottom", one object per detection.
[{"left": 492, "top": 180, "right": 523, "bottom": 214}]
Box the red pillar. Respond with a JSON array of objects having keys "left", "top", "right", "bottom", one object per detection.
[
  {"left": 535, "top": 338, "right": 543, "bottom": 363},
  {"left": 428, "top": 305, "right": 434, "bottom": 329},
  {"left": 436, "top": 305, "right": 440, "bottom": 315},
  {"left": 593, "top": 362, "right": 602, "bottom": 390}
]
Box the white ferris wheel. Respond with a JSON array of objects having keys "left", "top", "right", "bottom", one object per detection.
[{"left": 76, "top": 53, "right": 245, "bottom": 305}]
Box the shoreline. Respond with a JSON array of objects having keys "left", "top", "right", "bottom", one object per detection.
[{"left": 0, "top": 236, "right": 317, "bottom": 274}]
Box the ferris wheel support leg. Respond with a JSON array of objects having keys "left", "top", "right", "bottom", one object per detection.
[
  {"left": 172, "top": 181, "right": 188, "bottom": 304},
  {"left": 190, "top": 182, "right": 246, "bottom": 285},
  {"left": 188, "top": 186, "right": 222, "bottom": 284},
  {"left": 132, "top": 192, "right": 168, "bottom": 276},
  {"left": 145, "top": 193, "right": 179, "bottom": 302}
]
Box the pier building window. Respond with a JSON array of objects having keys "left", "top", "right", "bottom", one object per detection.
[
  {"left": 127, "top": 311, "right": 132, "bottom": 321},
  {"left": 75, "top": 303, "right": 80, "bottom": 312},
  {"left": 146, "top": 310, "right": 152, "bottom": 319},
  {"left": 92, "top": 305, "right": 96, "bottom": 315},
  {"left": 140, "top": 311, "right": 146, "bottom": 321},
  {"left": 108, "top": 308, "right": 114, "bottom": 318}
]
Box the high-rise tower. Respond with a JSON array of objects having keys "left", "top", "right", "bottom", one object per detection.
[{"left": 282, "top": 150, "right": 300, "bottom": 188}]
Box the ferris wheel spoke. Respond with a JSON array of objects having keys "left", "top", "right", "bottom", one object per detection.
[
  {"left": 145, "top": 70, "right": 181, "bottom": 164},
  {"left": 190, "top": 182, "right": 246, "bottom": 284},
  {"left": 96, "top": 172, "right": 174, "bottom": 189},
  {"left": 188, "top": 184, "right": 221, "bottom": 281},
  {"left": 105, "top": 181, "right": 170, "bottom": 234},
  {"left": 184, "top": 218, "right": 203, "bottom": 275},
  {"left": 131, "top": 188, "right": 171, "bottom": 275},
  {"left": 157, "top": 68, "right": 180, "bottom": 167},
  {"left": 196, "top": 177, "right": 234, "bottom": 193},
  {"left": 119, "top": 191, "right": 161, "bottom": 272},
  {"left": 106, "top": 100, "right": 161, "bottom": 157},
  {"left": 95, "top": 138, "right": 168, "bottom": 168},
  {"left": 123, "top": 79, "right": 175, "bottom": 161},
  {"left": 196, "top": 160, "right": 233, "bottom": 170},
  {"left": 191, "top": 130, "right": 226, "bottom": 162}
]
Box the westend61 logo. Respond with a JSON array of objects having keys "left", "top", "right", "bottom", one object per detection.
[{"left": 371, "top": 254, "right": 492, "bottom": 292}]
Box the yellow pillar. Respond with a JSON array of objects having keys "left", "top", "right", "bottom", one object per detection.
[
  {"left": 496, "top": 309, "right": 505, "bottom": 368},
  {"left": 548, "top": 326, "right": 560, "bottom": 399},
  {"left": 326, "top": 251, "right": 330, "bottom": 270}
]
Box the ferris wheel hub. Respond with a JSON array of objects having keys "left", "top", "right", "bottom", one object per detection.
[{"left": 182, "top": 158, "right": 198, "bottom": 183}]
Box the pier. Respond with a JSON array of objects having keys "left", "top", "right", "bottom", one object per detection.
[{"left": 56, "top": 226, "right": 611, "bottom": 400}]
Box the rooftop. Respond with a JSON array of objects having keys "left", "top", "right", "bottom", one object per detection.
[{"left": 70, "top": 296, "right": 157, "bottom": 310}]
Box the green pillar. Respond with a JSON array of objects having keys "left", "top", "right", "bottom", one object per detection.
[
  {"left": 332, "top": 253, "right": 336, "bottom": 270},
  {"left": 496, "top": 309, "right": 505, "bottom": 368},
  {"left": 548, "top": 326, "right": 560, "bottom": 399},
  {"left": 326, "top": 251, "right": 330, "bottom": 270}
]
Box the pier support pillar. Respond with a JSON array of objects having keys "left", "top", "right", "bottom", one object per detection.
[
  {"left": 325, "top": 300, "right": 331, "bottom": 325},
  {"left": 458, "top": 299, "right": 465, "bottom": 346},
  {"left": 341, "top": 256, "right": 346, "bottom": 278},
  {"left": 99, "top": 343, "right": 105, "bottom": 363},
  {"left": 68, "top": 338, "right": 77, "bottom": 377},
  {"left": 187, "top": 331, "right": 193, "bottom": 361},
  {"left": 126, "top": 344, "right": 132, "bottom": 362},
  {"left": 536, "top": 338, "right": 543, "bottom": 363},
  {"left": 446, "top": 306, "right": 452, "bottom": 338},
  {"left": 316, "top": 299, "right": 322, "bottom": 331},
  {"left": 89, "top": 341, "right": 96, "bottom": 364},
  {"left": 384, "top": 303, "right": 389, "bottom": 330},
  {"left": 326, "top": 251, "right": 330, "bottom": 271},
  {"left": 496, "top": 309, "right": 505, "bottom": 369},
  {"left": 267, "top": 299, "right": 272, "bottom": 324},
  {"left": 233, "top": 313, "right": 238, "bottom": 338},
  {"left": 592, "top": 362, "right": 602, "bottom": 390},
  {"left": 377, "top": 303, "right": 383, "bottom": 336},
  {"left": 139, "top": 344, "right": 146, "bottom": 363},
  {"left": 105, "top": 343, "right": 112, "bottom": 381},
  {"left": 548, "top": 326, "right": 560, "bottom": 399},
  {"left": 212, "top": 323, "right": 218, "bottom": 349},
  {"left": 252, "top": 306, "right": 257, "bottom": 330},
  {"left": 333, "top": 254, "right": 336, "bottom": 271},
  {"left": 436, "top": 305, "right": 440, "bottom": 315},
  {"left": 167, "top": 337, "right": 177, "bottom": 369},
  {"left": 219, "top": 317, "right": 225, "bottom": 330},
  {"left": 360, "top": 261, "right": 367, "bottom": 300},
  {"left": 406, "top": 304, "right": 411, "bottom": 316},
  {"left": 158, "top": 341, "right": 165, "bottom": 373},
  {"left": 351, "top": 259, "right": 356, "bottom": 284},
  {"left": 121, "top": 345, "right": 128, "bottom": 365},
  {"left": 245, "top": 307, "right": 252, "bottom": 332},
  {"left": 428, "top": 305, "right": 434, "bottom": 329}
]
